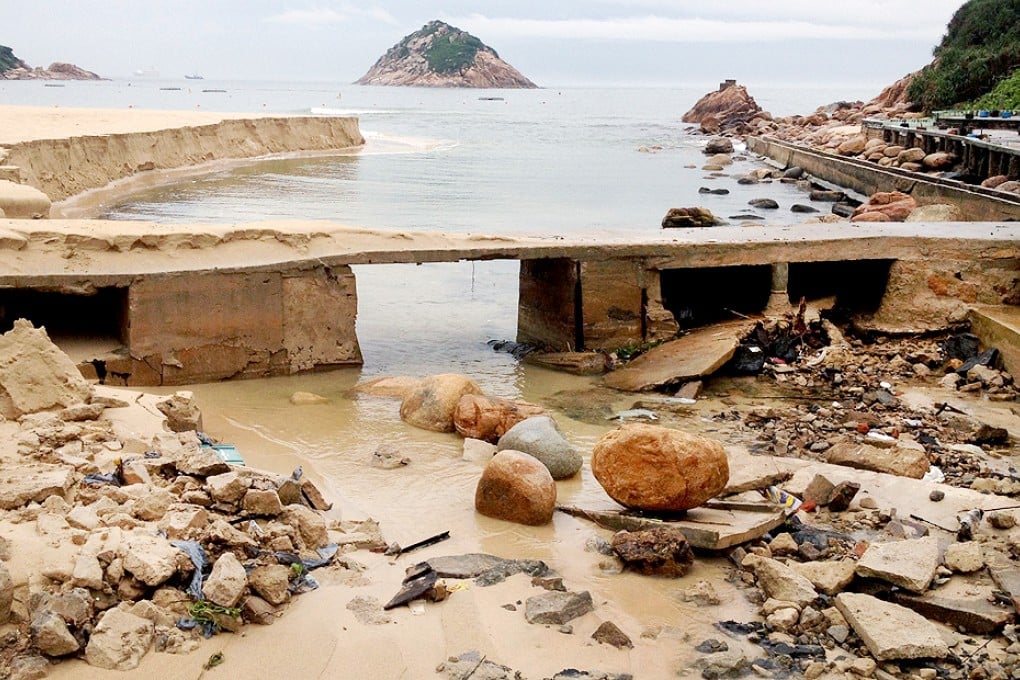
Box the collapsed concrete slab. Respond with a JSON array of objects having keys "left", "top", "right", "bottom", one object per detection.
[
  {"left": 603, "top": 320, "right": 755, "bottom": 392},
  {"left": 0, "top": 319, "right": 91, "bottom": 419},
  {"left": 835, "top": 592, "right": 949, "bottom": 661}
]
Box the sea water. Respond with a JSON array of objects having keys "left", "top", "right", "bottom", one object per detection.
[{"left": 0, "top": 78, "right": 879, "bottom": 383}]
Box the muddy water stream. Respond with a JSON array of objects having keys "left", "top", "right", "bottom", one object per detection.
[{"left": 121, "top": 259, "right": 764, "bottom": 675}]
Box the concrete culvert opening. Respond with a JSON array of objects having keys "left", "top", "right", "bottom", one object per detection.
[
  {"left": 0, "top": 287, "right": 129, "bottom": 344},
  {"left": 787, "top": 260, "right": 893, "bottom": 313},
  {"left": 660, "top": 265, "right": 772, "bottom": 328}
]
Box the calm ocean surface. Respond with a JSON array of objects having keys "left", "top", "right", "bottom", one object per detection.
[{"left": 2, "top": 78, "right": 879, "bottom": 383}]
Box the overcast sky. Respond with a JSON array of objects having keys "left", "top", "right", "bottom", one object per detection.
[{"left": 5, "top": 1, "right": 967, "bottom": 88}]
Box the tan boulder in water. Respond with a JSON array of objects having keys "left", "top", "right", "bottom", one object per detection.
[
  {"left": 453, "top": 394, "right": 545, "bottom": 443},
  {"left": 475, "top": 450, "right": 556, "bottom": 525},
  {"left": 400, "top": 374, "right": 482, "bottom": 432},
  {"left": 591, "top": 424, "right": 729, "bottom": 511}
]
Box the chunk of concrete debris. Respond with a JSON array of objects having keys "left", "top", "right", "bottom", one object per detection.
[
  {"left": 893, "top": 591, "right": 1015, "bottom": 634},
  {"left": 603, "top": 320, "right": 754, "bottom": 391},
  {"left": 742, "top": 554, "right": 818, "bottom": 607},
  {"left": 835, "top": 592, "right": 949, "bottom": 660},
  {"left": 0, "top": 179, "right": 51, "bottom": 218},
  {"left": 791, "top": 560, "right": 857, "bottom": 596},
  {"left": 0, "top": 561, "right": 12, "bottom": 624},
  {"left": 85, "top": 607, "right": 155, "bottom": 670},
  {"left": 825, "top": 481, "right": 861, "bottom": 512},
  {"left": 120, "top": 531, "right": 180, "bottom": 588},
  {"left": 204, "top": 553, "right": 248, "bottom": 609},
  {"left": 855, "top": 536, "right": 939, "bottom": 593},
  {"left": 156, "top": 391, "right": 203, "bottom": 432},
  {"left": 31, "top": 609, "right": 80, "bottom": 657},
  {"left": 0, "top": 319, "right": 92, "bottom": 419},
  {"left": 370, "top": 444, "right": 410, "bottom": 469},
  {"left": 524, "top": 590, "right": 594, "bottom": 625},
  {"left": 826, "top": 441, "right": 929, "bottom": 479},
  {"left": 0, "top": 463, "right": 74, "bottom": 510},
  {"left": 611, "top": 527, "right": 693, "bottom": 577}
]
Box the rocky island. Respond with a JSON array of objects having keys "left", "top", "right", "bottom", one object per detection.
[
  {"left": 356, "top": 20, "right": 537, "bottom": 89},
  {"left": 0, "top": 44, "right": 101, "bottom": 80}
]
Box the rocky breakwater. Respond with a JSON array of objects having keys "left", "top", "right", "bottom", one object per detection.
[
  {"left": 0, "top": 319, "right": 369, "bottom": 676},
  {"left": 356, "top": 20, "right": 537, "bottom": 88}
]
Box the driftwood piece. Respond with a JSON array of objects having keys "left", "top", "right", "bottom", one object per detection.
[{"left": 557, "top": 500, "right": 785, "bottom": 550}]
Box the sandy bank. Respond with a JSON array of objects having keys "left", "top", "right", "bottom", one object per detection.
[{"left": 0, "top": 105, "right": 364, "bottom": 202}]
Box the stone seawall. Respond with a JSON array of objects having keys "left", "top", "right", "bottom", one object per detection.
[
  {"left": 1, "top": 115, "right": 364, "bottom": 202},
  {"left": 747, "top": 136, "right": 1020, "bottom": 221}
]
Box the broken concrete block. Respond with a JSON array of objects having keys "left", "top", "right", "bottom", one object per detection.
[
  {"left": 85, "top": 608, "right": 155, "bottom": 670},
  {"left": 743, "top": 554, "right": 818, "bottom": 607},
  {"left": 0, "top": 319, "right": 91, "bottom": 419},
  {"left": 836, "top": 592, "right": 948, "bottom": 660},
  {"left": 0, "top": 179, "right": 51, "bottom": 218},
  {"left": 791, "top": 560, "right": 857, "bottom": 595},
  {"left": 827, "top": 442, "right": 929, "bottom": 479},
  {"left": 31, "top": 609, "right": 80, "bottom": 657},
  {"left": 856, "top": 536, "right": 939, "bottom": 593},
  {"left": 524, "top": 590, "right": 594, "bottom": 625},
  {"left": 893, "top": 591, "right": 1014, "bottom": 634},
  {"left": 0, "top": 464, "right": 74, "bottom": 510},
  {"left": 204, "top": 553, "right": 247, "bottom": 609}
]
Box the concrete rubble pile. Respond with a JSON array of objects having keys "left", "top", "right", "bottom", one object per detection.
[{"left": 0, "top": 320, "right": 379, "bottom": 675}]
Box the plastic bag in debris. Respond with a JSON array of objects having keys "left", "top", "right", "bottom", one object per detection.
[
  {"left": 922, "top": 466, "right": 946, "bottom": 484},
  {"left": 83, "top": 473, "right": 121, "bottom": 487},
  {"left": 274, "top": 543, "right": 339, "bottom": 571},
  {"left": 956, "top": 509, "right": 984, "bottom": 541},
  {"left": 758, "top": 486, "right": 803, "bottom": 515},
  {"left": 274, "top": 543, "right": 339, "bottom": 593},
  {"left": 171, "top": 540, "right": 210, "bottom": 600}
]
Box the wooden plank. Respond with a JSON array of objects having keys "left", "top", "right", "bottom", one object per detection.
[{"left": 557, "top": 502, "right": 786, "bottom": 550}]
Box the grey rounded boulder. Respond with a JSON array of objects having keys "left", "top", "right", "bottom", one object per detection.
[{"left": 496, "top": 415, "right": 582, "bottom": 479}]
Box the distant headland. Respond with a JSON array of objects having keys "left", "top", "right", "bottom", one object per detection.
[
  {"left": 356, "top": 20, "right": 537, "bottom": 89},
  {"left": 0, "top": 44, "right": 101, "bottom": 80}
]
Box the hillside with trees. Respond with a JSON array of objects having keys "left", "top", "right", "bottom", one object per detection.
[{"left": 908, "top": 0, "right": 1020, "bottom": 111}]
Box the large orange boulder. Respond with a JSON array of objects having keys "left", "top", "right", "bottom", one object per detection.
[
  {"left": 399, "top": 374, "right": 482, "bottom": 432},
  {"left": 453, "top": 394, "right": 545, "bottom": 443},
  {"left": 591, "top": 424, "right": 729, "bottom": 511},
  {"left": 851, "top": 191, "right": 918, "bottom": 223},
  {"left": 475, "top": 451, "right": 556, "bottom": 525}
]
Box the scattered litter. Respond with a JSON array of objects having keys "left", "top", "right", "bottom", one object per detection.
[
  {"left": 384, "top": 530, "right": 452, "bottom": 557},
  {"left": 83, "top": 472, "right": 121, "bottom": 487},
  {"left": 957, "top": 509, "right": 985, "bottom": 541},
  {"left": 171, "top": 540, "right": 210, "bottom": 601},
  {"left": 758, "top": 486, "right": 803, "bottom": 515},
  {"left": 922, "top": 466, "right": 946, "bottom": 484},
  {"left": 609, "top": 408, "right": 658, "bottom": 421}
]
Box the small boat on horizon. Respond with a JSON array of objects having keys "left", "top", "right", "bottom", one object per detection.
[{"left": 185, "top": 74, "right": 204, "bottom": 80}]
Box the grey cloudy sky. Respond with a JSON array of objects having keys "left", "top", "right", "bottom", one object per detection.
[{"left": 6, "top": 1, "right": 967, "bottom": 87}]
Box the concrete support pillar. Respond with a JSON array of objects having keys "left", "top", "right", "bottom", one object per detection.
[
  {"left": 765, "top": 262, "right": 790, "bottom": 314},
  {"left": 118, "top": 266, "right": 361, "bottom": 385}
]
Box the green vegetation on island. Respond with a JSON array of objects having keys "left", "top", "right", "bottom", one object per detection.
[
  {"left": 971, "top": 68, "right": 1020, "bottom": 110},
  {"left": 908, "top": 0, "right": 1020, "bottom": 111},
  {"left": 424, "top": 30, "right": 487, "bottom": 75},
  {"left": 1, "top": 44, "right": 23, "bottom": 72}
]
